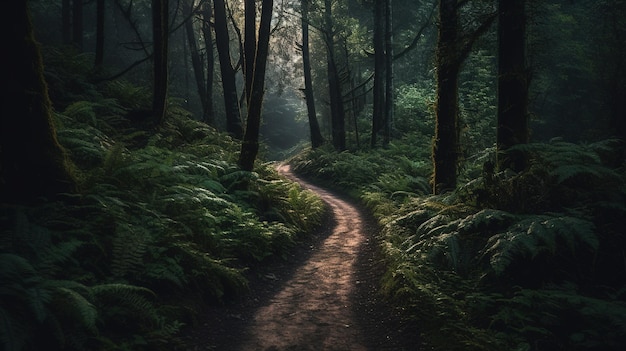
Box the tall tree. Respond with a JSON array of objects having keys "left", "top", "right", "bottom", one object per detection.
[
  {"left": 201, "top": 0, "right": 215, "bottom": 125},
  {"left": 432, "top": 0, "right": 460, "bottom": 194},
  {"left": 496, "top": 0, "right": 529, "bottom": 171},
  {"left": 597, "top": 0, "right": 626, "bottom": 163},
  {"left": 1, "top": 0, "right": 75, "bottom": 203},
  {"left": 72, "top": 0, "right": 84, "bottom": 49},
  {"left": 371, "top": 0, "right": 385, "bottom": 147},
  {"left": 383, "top": 0, "right": 394, "bottom": 146},
  {"left": 152, "top": 0, "right": 169, "bottom": 125},
  {"left": 62, "top": 0, "right": 71, "bottom": 45},
  {"left": 184, "top": 0, "right": 211, "bottom": 123},
  {"left": 244, "top": 0, "right": 256, "bottom": 106},
  {"left": 324, "top": 0, "right": 346, "bottom": 151},
  {"left": 432, "top": 0, "right": 495, "bottom": 194},
  {"left": 239, "top": 0, "right": 274, "bottom": 171},
  {"left": 213, "top": 0, "right": 243, "bottom": 138},
  {"left": 95, "top": 0, "right": 105, "bottom": 69},
  {"left": 301, "top": 0, "right": 325, "bottom": 148}
]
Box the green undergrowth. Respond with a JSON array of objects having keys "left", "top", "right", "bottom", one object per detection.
[
  {"left": 289, "top": 139, "right": 626, "bottom": 351},
  {"left": 1, "top": 87, "right": 326, "bottom": 350}
]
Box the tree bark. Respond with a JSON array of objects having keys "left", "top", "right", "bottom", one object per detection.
[
  {"left": 184, "top": 0, "right": 211, "bottom": 123},
  {"left": 371, "top": 0, "right": 385, "bottom": 147},
  {"left": 324, "top": 0, "right": 346, "bottom": 151},
  {"left": 496, "top": 0, "right": 529, "bottom": 171},
  {"left": 239, "top": 0, "right": 274, "bottom": 171},
  {"left": 213, "top": 0, "right": 243, "bottom": 138},
  {"left": 1, "top": 0, "right": 75, "bottom": 203},
  {"left": 62, "top": 0, "right": 71, "bottom": 45},
  {"left": 152, "top": 0, "right": 169, "bottom": 125},
  {"left": 432, "top": 0, "right": 495, "bottom": 194},
  {"left": 72, "top": 0, "right": 84, "bottom": 49},
  {"left": 244, "top": 0, "right": 256, "bottom": 106},
  {"left": 432, "top": 0, "right": 460, "bottom": 194},
  {"left": 201, "top": 1, "right": 215, "bottom": 125},
  {"left": 302, "top": 0, "right": 325, "bottom": 148},
  {"left": 95, "top": 0, "right": 105, "bottom": 69},
  {"left": 383, "top": 0, "right": 394, "bottom": 147}
]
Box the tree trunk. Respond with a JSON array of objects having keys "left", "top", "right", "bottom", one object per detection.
[
  {"left": 62, "top": 0, "right": 71, "bottom": 45},
  {"left": 95, "top": 0, "right": 105, "bottom": 69},
  {"left": 383, "top": 0, "right": 394, "bottom": 147},
  {"left": 239, "top": 0, "right": 274, "bottom": 171},
  {"left": 1, "top": 0, "right": 75, "bottom": 204},
  {"left": 302, "top": 0, "right": 325, "bottom": 148},
  {"left": 213, "top": 0, "right": 243, "bottom": 138},
  {"left": 152, "top": 0, "right": 169, "bottom": 125},
  {"left": 184, "top": 0, "right": 210, "bottom": 123},
  {"left": 72, "top": 0, "right": 84, "bottom": 49},
  {"left": 244, "top": 0, "right": 256, "bottom": 106},
  {"left": 432, "top": 0, "right": 460, "bottom": 194},
  {"left": 496, "top": 0, "right": 529, "bottom": 171},
  {"left": 324, "top": 0, "right": 346, "bottom": 151},
  {"left": 371, "top": 0, "right": 385, "bottom": 147},
  {"left": 201, "top": 1, "right": 215, "bottom": 126},
  {"left": 350, "top": 75, "right": 360, "bottom": 148}
]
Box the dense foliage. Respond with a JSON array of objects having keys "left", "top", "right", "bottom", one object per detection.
[
  {"left": 4, "top": 0, "right": 626, "bottom": 350},
  {"left": 290, "top": 137, "right": 626, "bottom": 350},
  {"left": 0, "top": 49, "right": 326, "bottom": 351}
]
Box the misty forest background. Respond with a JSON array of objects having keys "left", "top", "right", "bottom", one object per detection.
[{"left": 1, "top": 0, "right": 625, "bottom": 350}]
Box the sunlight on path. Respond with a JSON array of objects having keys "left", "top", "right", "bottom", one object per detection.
[{"left": 238, "top": 164, "right": 369, "bottom": 351}]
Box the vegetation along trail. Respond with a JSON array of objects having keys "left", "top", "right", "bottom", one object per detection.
[{"left": 189, "top": 164, "right": 418, "bottom": 350}]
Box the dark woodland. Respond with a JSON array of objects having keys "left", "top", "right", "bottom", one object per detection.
[{"left": 1, "top": 0, "right": 625, "bottom": 350}]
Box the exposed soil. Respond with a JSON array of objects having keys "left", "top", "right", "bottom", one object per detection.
[{"left": 182, "top": 164, "right": 420, "bottom": 350}]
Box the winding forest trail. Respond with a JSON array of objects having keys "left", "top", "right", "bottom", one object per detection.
[
  {"left": 186, "top": 164, "right": 418, "bottom": 350},
  {"left": 239, "top": 164, "right": 370, "bottom": 350}
]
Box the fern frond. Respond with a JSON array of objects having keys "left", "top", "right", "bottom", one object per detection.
[
  {"left": 485, "top": 215, "right": 598, "bottom": 275},
  {"left": 111, "top": 224, "right": 150, "bottom": 278},
  {"left": 456, "top": 209, "right": 517, "bottom": 235},
  {"left": 91, "top": 283, "right": 158, "bottom": 323},
  {"left": 51, "top": 287, "right": 98, "bottom": 333}
]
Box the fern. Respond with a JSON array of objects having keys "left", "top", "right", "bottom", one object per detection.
[
  {"left": 510, "top": 139, "right": 622, "bottom": 186},
  {"left": 101, "top": 79, "right": 151, "bottom": 111},
  {"left": 111, "top": 223, "right": 150, "bottom": 279},
  {"left": 485, "top": 215, "right": 598, "bottom": 275},
  {"left": 0, "top": 254, "right": 101, "bottom": 351},
  {"left": 50, "top": 286, "right": 98, "bottom": 333},
  {"left": 493, "top": 286, "right": 626, "bottom": 350}
]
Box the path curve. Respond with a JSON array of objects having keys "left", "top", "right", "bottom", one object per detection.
[
  {"left": 238, "top": 164, "right": 369, "bottom": 350},
  {"left": 184, "top": 164, "right": 418, "bottom": 350}
]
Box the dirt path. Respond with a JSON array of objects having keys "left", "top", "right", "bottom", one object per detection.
[{"left": 183, "top": 164, "right": 419, "bottom": 350}]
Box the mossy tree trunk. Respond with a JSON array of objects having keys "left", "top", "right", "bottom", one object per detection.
[
  {"left": 496, "top": 0, "right": 529, "bottom": 171},
  {"left": 432, "top": 0, "right": 496, "bottom": 194},
  {"left": 1, "top": 0, "right": 75, "bottom": 204},
  {"left": 432, "top": 0, "right": 460, "bottom": 194},
  {"left": 301, "top": 0, "right": 325, "bottom": 149}
]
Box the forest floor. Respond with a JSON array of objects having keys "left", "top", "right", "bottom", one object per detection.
[{"left": 181, "top": 164, "right": 421, "bottom": 351}]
